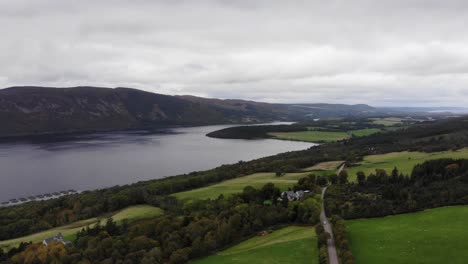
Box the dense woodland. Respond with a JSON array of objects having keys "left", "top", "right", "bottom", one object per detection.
[
  {"left": 2, "top": 182, "right": 322, "bottom": 264},
  {"left": 325, "top": 158, "right": 468, "bottom": 219}
]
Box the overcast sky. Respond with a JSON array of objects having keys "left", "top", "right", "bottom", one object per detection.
[{"left": 1, "top": 0, "right": 468, "bottom": 106}]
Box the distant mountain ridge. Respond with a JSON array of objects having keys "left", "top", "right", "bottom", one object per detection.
[
  {"left": 0, "top": 86, "right": 428, "bottom": 137},
  {"left": 0, "top": 86, "right": 275, "bottom": 137}
]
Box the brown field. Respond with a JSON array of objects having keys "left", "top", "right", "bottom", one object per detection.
[{"left": 303, "top": 161, "right": 345, "bottom": 171}]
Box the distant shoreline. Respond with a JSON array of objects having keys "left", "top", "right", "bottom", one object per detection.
[
  {"left": 0, "top": 190, "right": 81, "bottom": 207},
  {"left": 0, "top": 122, "right": 274, "bottom": 143}
]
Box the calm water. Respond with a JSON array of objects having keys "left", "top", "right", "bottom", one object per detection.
[{"left": 0, "top": 124, "right": 314, "bottom": 201}]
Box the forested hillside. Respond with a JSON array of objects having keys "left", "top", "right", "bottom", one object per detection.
[
  {"left": 0, "top": 86, "right": 287, "bottom": 137},
  {"left": 0, "top": 86, "right": 421, "bottom": 138}
]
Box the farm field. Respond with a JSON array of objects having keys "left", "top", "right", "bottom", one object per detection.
[
  {"left": 303, "top": 160, "right": 344, "bottom": 171},
  {"left": 270, "top": 128, "right": 381, "bottom": 143},
  {"left": 270, "top": 130, "right": 349, "bottom": 142},
  {"left": 191, "top": 226, "right": 317, "bottom": 264},
  {"left": 0, "top": 205, "right": 163, "bottom": 250},
  {"left": 346, "top": 206, "right": 468, "bottom": 264},
  {"left": 370, "top": 117, "right": 406, "bottom": 126},
  {"left": 346, "top": 148, "right": 468, "bottom": 181},
  {"left": 173, "top": 172, "right": 310, "bottom": 200}
]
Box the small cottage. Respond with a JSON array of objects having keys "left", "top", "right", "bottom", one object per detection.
[
  {"left": 279, "top": 190, "right": 309, "bottom": 201},
  {"left": 43, "top": 232, "right": 72, "bottom": 247}
]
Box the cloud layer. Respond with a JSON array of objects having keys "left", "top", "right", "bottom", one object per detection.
[{"left": 1, "top": 0, "right": 468, "bottom": 106}]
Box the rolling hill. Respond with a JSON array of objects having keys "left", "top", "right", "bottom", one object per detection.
[
  {"left": 0, "top": 86, "right": 287, "bottom": 137},
  {"left": 0, "top": 86, "right": 391, "bottom": 137}
]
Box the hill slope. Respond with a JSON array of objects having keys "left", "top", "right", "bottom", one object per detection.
[
  {"left": 0, "top": 86, "right": 285, "bottom": 137},
  {"left": 0, "top": 86, "right": 383, "bottom": 137}
]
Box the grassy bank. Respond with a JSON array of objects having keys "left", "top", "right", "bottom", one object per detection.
[
  {"left": 191, "top": 226, "right": 317, "bottom": 264},
  {"left": 346, "top": 206, "right": 468, "bottom": 264}
]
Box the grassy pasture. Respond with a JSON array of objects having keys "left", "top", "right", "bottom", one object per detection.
[
  {"left": 191, "top": 226, "right": 317, "bottom": 264},
  {"left": 0, "top": 205, "right": 163, "bottom": 250},
  {"left": 173, "top": 172, "right": 310, "bottom": 200},
  {"left": 346, "top": 148, "right": 468, "bottom": 181},
  {"left": 346, "top": 206, "right": 468, "bottom": 264},
  {"left": 270, "top": 128, "right": 381, "bottom": 143}
]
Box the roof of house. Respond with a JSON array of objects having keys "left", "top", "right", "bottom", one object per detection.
[{"left": 43, "top": 232, "right": 71, "bottom": 246}]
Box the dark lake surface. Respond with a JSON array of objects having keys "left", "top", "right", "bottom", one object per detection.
[{"left": 0, "top": 124, "right": 314, "bottom": 201}]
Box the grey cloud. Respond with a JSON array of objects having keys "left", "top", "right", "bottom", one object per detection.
[{"left": 1, "top": 0, "right": 468, "bottom": 106}]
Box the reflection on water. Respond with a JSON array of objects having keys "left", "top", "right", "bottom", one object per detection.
[{"left": 0, "top": 124, "right": 314, "bottom": 201}]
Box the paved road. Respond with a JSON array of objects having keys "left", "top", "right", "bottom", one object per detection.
[{"left": 320, "top": 186, "right": 339, "bottom": 264}]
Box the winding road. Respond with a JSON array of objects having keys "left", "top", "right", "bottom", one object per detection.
[{"left": 320, "top": 186, "right": 339, "bottom": 264}]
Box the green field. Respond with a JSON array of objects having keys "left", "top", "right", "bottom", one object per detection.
[
  {"left": 191, "top": 226, "right": 317, "bottom": 264},
  {"left": 173, "top": 172, "right": 310, "bottom": 200},
  {"left": 370, "top": 117, "right": 405, "bottom": 126},
  {"left": 0, "top": 205, "right": 163, "bottom": 250},
  {"left": 346, "top": 206, "right": 468, "bottom": 264},
  {"left": 346, "top": 148, "right": 468, "bottom": 181},
  {"left": 270, "top": 128, "right": 380, "bottom": 143}
]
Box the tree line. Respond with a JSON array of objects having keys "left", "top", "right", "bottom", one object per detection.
[
  {"left": 330, "top": 215, "right": 354, "bottom": 264},
  {"left": 315, "top": 223, "right": 329, "bottom": 264}
]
